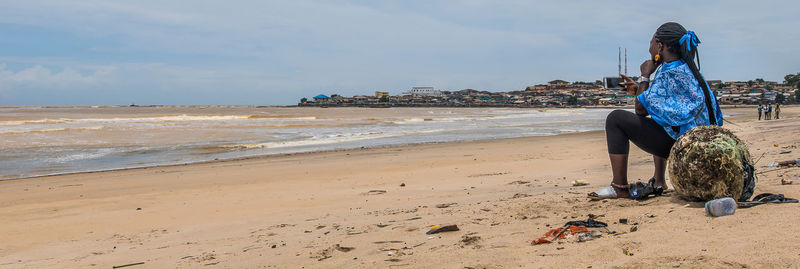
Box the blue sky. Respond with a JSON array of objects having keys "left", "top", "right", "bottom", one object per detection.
[{"left": 1, "top": 0, "right": 798, "bottom": 105}]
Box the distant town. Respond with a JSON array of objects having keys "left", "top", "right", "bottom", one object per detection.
[{"left": 299, "top": 77, "right": 800, "bottom": 108}]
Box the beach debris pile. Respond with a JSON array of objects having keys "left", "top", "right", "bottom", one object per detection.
[
  {"left": 531, "top": 217, "right": 608, "bottom": 245},
  {"left": 532, "top": 226, "right": 589, "bottom": 244},
  {"left": 668, "top": 126, "right": 756, "bottom": 201}
]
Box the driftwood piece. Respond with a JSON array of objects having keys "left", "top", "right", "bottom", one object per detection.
[{"left": 112, "top": 262, "right": 145, "bottom": 269}]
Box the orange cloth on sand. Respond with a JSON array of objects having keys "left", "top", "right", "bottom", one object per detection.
[{"left": 531, "top": 225, "right": 589, "bottom": 245}]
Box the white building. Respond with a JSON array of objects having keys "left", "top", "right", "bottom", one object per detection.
[{"left": 404, "top": 87, "right": 443, "bottom": 97}]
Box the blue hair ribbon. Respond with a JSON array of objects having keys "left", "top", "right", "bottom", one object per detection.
[{"left": 680, "top": 31, "right": 700, "bottom": 51}]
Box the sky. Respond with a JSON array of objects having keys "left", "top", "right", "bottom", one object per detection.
[{"left": 0, "top": 0, "right": 799, "bottom": 105}]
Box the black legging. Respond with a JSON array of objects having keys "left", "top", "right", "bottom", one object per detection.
[{"left": 605, "top": 109, "right": 676, "bottom": 158}]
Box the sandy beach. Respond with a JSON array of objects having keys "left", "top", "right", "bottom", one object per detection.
[{"left": 1, "top": 106, "right": 799, "bottom": 268}]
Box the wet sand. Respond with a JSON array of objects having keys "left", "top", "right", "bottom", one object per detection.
[
  {"left": 0, "top": 106, "right": 610, "bottom": 180},
  {"left": 1, "top": 106, "right": 799, "bottom": 268}
]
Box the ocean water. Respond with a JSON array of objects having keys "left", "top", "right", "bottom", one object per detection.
[{"left": 0, "top": 106, "right": 615, "bottom": 179}]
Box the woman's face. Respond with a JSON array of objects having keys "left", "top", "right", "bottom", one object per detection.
[{"left": 648, "top": 34, "right": 662, "bottom": 60}]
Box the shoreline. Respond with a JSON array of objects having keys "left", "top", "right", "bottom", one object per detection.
[
  {"left": 1, "top": 106, "right": 614, "bottom": 181},
  {"left": 2, "top": 130, "right": 604, "bottom": 182},
  {"left": 4, "top": 104, "right": 759, "bottom": 181}
]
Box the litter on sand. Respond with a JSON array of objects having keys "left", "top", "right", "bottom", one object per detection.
[
  {"left": 531, "top": 225, "right": 588, "bottom": 245},
  {"left": 576, "top": 231, "right": 604, "bottom": 242},
  {"left": 572, "top": 180, "right": 589, "bottom": 186},
  {"left": 426, "top": 224, "right": 459, "bottom": 234},
  {"left": 737, "top": 193, "right": 798, "bottom": 208}
]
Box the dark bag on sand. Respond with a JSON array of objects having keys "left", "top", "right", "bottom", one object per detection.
[{"left": 667, "top": 84, "right": 756, "bottom": 202}]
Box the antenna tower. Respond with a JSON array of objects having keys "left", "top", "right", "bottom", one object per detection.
[{"left": 618, "top": 47, "right": 621, "bottom": 75}]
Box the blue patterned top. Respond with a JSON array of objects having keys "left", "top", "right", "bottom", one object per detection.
[{"left": 637, "top": 60, "right": 723, "bottom": 140}]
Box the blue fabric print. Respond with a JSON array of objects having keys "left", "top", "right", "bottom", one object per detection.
[{"left": 637, "top": 60, "right": 723, "bottom": 140}]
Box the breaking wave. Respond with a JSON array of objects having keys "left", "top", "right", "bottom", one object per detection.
[
  {"left": 0, "top": 126, "right": 105, "bottom": 134},
  {"left": 0, "top": 115, "right": 318, "bottom": 126}
]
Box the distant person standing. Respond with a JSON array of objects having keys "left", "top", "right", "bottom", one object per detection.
[
  {"left": 776, "top": 103, "right": 781, "bottom": 119},
  {"left": 767, "top": 104, "right": 773, "bottom": 120},
  {"left": 758, "top": 104, "right": 763, "bottom": 120}
]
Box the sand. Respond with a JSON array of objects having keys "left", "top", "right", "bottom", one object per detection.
[{"left": 1, "top": 106, "right": 799, "bottom": 268}]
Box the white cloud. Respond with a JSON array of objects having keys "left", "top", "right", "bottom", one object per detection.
[
  {"left": 0, "top": 61, "right": 315, "bottom": 104},
  {"left": 0, "top": 64, "right": 115, "bottom": 89}
]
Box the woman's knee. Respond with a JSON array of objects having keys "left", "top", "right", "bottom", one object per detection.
[{"left": 605, "top": 109, "right": 632, "bottom": 129}]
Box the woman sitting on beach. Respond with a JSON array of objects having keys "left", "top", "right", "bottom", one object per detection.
[{"left": 589, "top": 22, "right": 724, "bottom": 199}]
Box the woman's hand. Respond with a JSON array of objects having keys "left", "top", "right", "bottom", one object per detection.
[
  {"left": 640, "top": 60, "right": 656, "bottom": 78},
  {"left": 619, "top": 74, "right": 637, "bottom": 95}
]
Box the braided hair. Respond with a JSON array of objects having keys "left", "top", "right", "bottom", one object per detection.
[{"left": 654, "top": 22, "right": 716, "bottom": 125}]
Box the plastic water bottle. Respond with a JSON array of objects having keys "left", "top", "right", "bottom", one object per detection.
[
  {"left": 705, "top": 197, "right": 737, "bottom": 217},
  {"left": 767, "top": 162, "right": 778, "bottom": 167}
]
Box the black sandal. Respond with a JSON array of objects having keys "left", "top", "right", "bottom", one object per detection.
[
  {"left": 628, "top": 177, "right": 663, "bottom": 200},
  {"left": 737, "top": 193, "right": 799, "bottom": 208},
  {"left": 650, "top": 177, "right": 664, "bottom": 196},
  {"left": 565, "top": 217, "right": 608, "bottom": 228}
]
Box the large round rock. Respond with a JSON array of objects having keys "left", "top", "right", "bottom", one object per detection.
[{"left": 667, "top": 126, "right": 756, "bottom": 201}]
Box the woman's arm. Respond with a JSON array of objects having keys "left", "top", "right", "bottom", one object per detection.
[
  {"left": 634, "top": 81, "right": 649, "bottom": 116},
  {"left": 621, "top": 73, "right": 650, "bottom": 117},
  {"left": 634, "top": 60, "right": 657, "bottom": 117}
]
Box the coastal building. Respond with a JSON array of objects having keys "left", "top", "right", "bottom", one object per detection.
[
  {"left": 706, "top": 80, "right": 723, "bottom": 87},
  {"left": 526, "top": 85, "right": 548, "bottom": 92},
  {"left": 763, "top": 91, "right": 777, "bottom": 102},
  {"left": 404, "top": 87, "right": 443, "bottom": 97},
  {"left": 548, "top": 80, "right": 569, "bottom": 87},
  {"left": 375, "top": 91, "right": 389, "bottom": 98},
  {"left": 455, "top": 89, "right": 479, "bottom": 96},
  {"left": 718, "top": 94, "right": 740, "bottom": 104},
  {"left": 729, "top": 81, "right": 749, "bottom": 88},
  {"left": 313, "top": 94, "right": 330, "bottom": 103},
  {"left": 744, "top": 92, "right": 762, "bottom": 103},
  {"left": 774, "top": 85, "right": 795, "bottom": 93}
]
